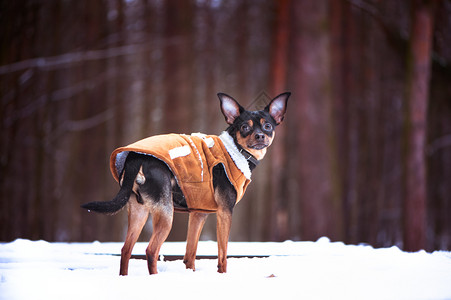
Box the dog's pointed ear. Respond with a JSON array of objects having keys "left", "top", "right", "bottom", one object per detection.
[
  {"left": 265, "top": 92, "right": 291, "bottom": 125},
  {"left": 218, "top": 93, "right": 244, "bottom": 125}
]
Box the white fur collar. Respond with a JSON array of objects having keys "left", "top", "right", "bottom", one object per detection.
[{"left": 219, "top": 131, "right": 252, "bottom": 180}]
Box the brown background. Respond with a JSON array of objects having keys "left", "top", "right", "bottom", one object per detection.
[{"left": 1, "top": 0, "right": 450, "bottom": 252}]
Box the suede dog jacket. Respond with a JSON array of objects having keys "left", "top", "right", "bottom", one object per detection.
[{"left": 110, "top": 132, "right": 252, "bottom": 212}]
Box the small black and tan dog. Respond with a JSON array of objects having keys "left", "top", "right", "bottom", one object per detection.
[{"left": 82, "top": 92, "right": 290, "bottom": 275}]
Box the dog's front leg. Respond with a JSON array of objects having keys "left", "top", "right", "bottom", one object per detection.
[
  {"left": 216, "top": 208, "right": 232, "bottom": 273},
  {"left": 184, "top": 212, "right": 209, "bottom": 270}
]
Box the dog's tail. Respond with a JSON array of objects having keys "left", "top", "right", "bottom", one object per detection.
[{"left": 81, "top": 154, "right": 140, "bottom": 214}]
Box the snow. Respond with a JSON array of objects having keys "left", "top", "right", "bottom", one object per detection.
[{"left": 1, "top": 237, "right": 451, "bottom": 300}]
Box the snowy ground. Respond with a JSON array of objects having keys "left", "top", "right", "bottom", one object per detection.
[{"left": 1, "top": 238, "right": 451, "bottom": 300}]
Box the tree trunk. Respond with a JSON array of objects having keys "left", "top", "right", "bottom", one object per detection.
[
  {"left": 292, "top": 1, "right": 343, "bottom": 241},
  {"left": 268, "top": 0, "right": 291, "bottom": 241},
  {"left": 403, "top": 0, "right": 435, "bottom": 251}
]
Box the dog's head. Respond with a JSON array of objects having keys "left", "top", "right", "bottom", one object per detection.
[{"left": 218, "top": 92, "right": 291, "bottom": 161}]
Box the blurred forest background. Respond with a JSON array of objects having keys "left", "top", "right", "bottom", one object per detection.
[{"left": 1, "top": 0, "right": 450, "bottom": 252}]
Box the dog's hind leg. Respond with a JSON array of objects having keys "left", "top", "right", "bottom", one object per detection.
[
  {"left": 146, "top": 203, "right": 173, "bottom": 275},
  {"left": 183, "top": 212, "right": 209, "bottom": 270},
  {"left": 120, "top": 194, "right": 150, "bottom": 276}
]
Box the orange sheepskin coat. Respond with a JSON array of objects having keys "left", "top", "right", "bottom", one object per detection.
[{"left": 110, "top": 132, "right": 252, "bottom": 212}]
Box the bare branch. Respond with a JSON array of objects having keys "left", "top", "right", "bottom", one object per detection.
[
  {"left": 0, "top": 38, "right": 182, "bottom": 75},
  {"left": 62, "top": 108, "right": 114, "bottom": 132},
  {"left": 3, "top": 69, "right": 118, "bottom": 127}
]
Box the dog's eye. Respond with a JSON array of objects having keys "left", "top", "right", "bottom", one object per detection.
[
  {"left": 263, "top": 122, "right": 273, "bottom": 131},
  {"left": 241, "top": 124, "right": 251, "bottom": 133}
]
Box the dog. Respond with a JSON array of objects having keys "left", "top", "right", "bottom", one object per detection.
[{"left": 81, "top": 92, "right": 290, "bottom": 275}]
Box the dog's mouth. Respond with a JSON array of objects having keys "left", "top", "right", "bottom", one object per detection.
[{"left": 248, "top": 143, "right": 269, "bottom": 150}]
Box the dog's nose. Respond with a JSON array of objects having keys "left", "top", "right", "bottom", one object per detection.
[{"left": 255, "top": 133, "right": 265, "bottom": 140}]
